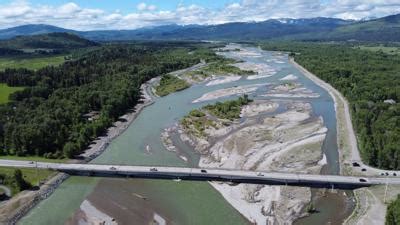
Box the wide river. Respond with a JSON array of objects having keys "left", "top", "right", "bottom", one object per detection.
[{"left": 20, "top": 45, "right": 354, "bottom": 225}]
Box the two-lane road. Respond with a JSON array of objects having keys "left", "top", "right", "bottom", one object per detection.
[{"left": 1, "top": 159, "right": 400, "bottom": 189}]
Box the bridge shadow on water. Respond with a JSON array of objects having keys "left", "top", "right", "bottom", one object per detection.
[{"left": 63, "top": 170, "right": 370, "bottom": 190}]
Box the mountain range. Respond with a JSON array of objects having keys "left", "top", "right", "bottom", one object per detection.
[{"left": 0, "top": 13, "right": 399, "bottom": 42}]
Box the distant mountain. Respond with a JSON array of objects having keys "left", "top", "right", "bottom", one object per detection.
[
  {"left": 0, "top": 18, "right": 353, "bottom": 41},
  {"left": 79, "top": 17, "right": 352, "bottom": 41},
  {"left": 0, "top": 32, "right": 99, "bottom": 51},
  {"left": 79, "top": 24, "right": 203, "bottom": 41},
  {"left": 0, "top": 24, "right": 72, "bottom": 40},
  {"left": 318, "top": 13, "right": 400, "bottom": 41},
  {"left": 146, "top": 17, "right": 352, "bottom": 41},
  {"left": 0, "top": 13, "right": 399, "bottom": 42}
]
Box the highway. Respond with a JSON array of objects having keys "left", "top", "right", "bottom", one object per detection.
[{"left": 1, "top": 159, "right": 400, "bottom": 190}]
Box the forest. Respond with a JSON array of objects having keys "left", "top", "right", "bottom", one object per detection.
[
  {"left": 181, "top": 95, "right": 252, "bottom": 138},
  {"left": 155, "top": 74, "right": 190, "bottom": 96},
  {"left": 386, "top": 195, "right": 400, "bottom": 225},
  {"left": 261, "top": 42, "right": 400, "bottom": 170},
  {"left": 204, "top": 94, "right": 252, "bottom": 120},
  {"left": 0, "top": 41, "right": 222, "bottom": 159}
]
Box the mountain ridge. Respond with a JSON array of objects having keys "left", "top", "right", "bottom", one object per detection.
[
  {"left": 0, "top": 13, "right": 399, "bottom": 42},
  {"left": 0, "top": 32, "right": 99, "bottom": 55}
]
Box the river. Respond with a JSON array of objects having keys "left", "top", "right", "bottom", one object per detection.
[{"left": 19, "top": 44, "right": 354, "bottom": 225}]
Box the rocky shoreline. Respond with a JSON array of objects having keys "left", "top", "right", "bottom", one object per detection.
[
  {"left": 0, "top": 173, "right": 69, "bottom": 224},
  {"left": 79, "top": 83, "right": 154, "bottom": 162}
]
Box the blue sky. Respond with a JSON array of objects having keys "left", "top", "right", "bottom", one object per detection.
[
  {"left": 0, "top": 0, "right": 238, "bottom": 12},
  {"left": 0, "top": 0, "right": 399, "bottom": 30}
]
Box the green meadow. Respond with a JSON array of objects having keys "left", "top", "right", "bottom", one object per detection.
[
  {"left": 356, "top": 45, "right": 400, "bottom": 55},
  {"left": 0, "top": 83, "right": 24, "bottom": 104},
  {"left": 0, "top": 55, "right": 66, "bottom": 71}
]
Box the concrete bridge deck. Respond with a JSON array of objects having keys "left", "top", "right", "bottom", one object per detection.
[{"left": 1, "top": 160, "right": 399, "bottom": 189}]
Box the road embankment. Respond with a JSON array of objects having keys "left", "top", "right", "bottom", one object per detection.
[
  {"left": 289, "top": 58, "right": 359, "bottom": 174},
  {"left": 0, "top": 173, "right": 69, "bottom": 224},
  {"left": 289, "top": 58, "right": 400, "bottom": 225}
]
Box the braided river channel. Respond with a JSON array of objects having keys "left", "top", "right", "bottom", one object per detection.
[{"left": 20, "top": 44, "right": 355, "bottom": 225}]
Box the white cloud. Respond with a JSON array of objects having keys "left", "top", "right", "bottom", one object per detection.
[
  {"left": 227, "top": 3, "right": 241, "bottom": 10},
  {"left": 0, "top": 0, "right": 399, "bottom": 30},
  {"left": 137, "top": 2, "right": 157, "bottom": 11},
  {"left": 147, "top": 5, "right": 157, "bottom": 11},
  {"left": 137, "top": 2, "right": 147, "bottom": 11},
  {"left": 58, "top": 2, "right": 80, "bottom": 14}
]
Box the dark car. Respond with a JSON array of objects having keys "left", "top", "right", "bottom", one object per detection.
[
  {"left": 361, "top": 168, "right": 367, "bottom": 172},
  {"left": 150, "top": 168, "right": 158, "bottom": 172},
  {"left": 110, "top": 167, "right": 117, "bottom": 171},
  {"left": 352, "top": 162, "right": 360, "bottom": 167},
  {"left": 201, "top": 169, "right": 207, "bottom": 173},
  {"left": 359, "top": 178, "right": 367, "bottom": 182}
]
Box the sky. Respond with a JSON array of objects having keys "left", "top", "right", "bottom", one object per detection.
[{"left": 0, "top": 0, "right": 399, "bottom": 30}]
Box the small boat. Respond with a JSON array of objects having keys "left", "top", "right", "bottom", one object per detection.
[
  {"left": 133, "top": 193, "right": 147, "bottom": 200},
  {"left": 146, "top": 145, "right": 151, "bottom": 153}
]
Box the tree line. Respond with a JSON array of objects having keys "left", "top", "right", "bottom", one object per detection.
[
  {"left": 262, "top": 42, "right": 400, "bottom": 170},
  {"left": 0, "top": 42, "right": 221, "bottom": 159},
  {"left": 386, "top": 195, "right": 400, "bottom": 225}
]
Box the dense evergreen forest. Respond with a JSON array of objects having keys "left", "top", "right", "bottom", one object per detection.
[
  {"left": 386, "top": 195, "right": 400, "bottom": 225},
  {"left": 0, "top": 41, "right": 222, "bottom": 158},
  {"left": 261, "top": 42, "right": 400, "bottom": 169},
  {"left": 0, "top": 33, "right": 99, "bottom": 56}
]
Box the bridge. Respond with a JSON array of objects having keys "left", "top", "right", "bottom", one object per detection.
[{"left": 1, "top": 160, "right": 399, "bottom": 190}]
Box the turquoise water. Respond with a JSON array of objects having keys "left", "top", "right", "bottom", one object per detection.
[{"left": 19, "top": 45, "right": 343, "bottom": 225}]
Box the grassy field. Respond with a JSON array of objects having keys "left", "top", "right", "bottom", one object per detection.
[
  {"left": 0, "top": 156, "right": 64, "bottom": 195},
  {"left": 0, "top": 155, "right": 68, "bottom": 163},
  {"left": 355, "top": 45, "right": 400, "bottom": 55},
  {"left": 0, "top": 167, "right": 55, "bottom": 195},
  {"left": 0, "top": 55, "right": 66, "bottom": 71},
  {"left": 0, "top": 83, "right": 24, "bottom": 104}
]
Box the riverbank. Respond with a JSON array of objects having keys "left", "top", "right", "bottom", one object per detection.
[
  {"left": 289, "top": 58, "right": 356, "bottom": 175},
  {"left": 0, "top": 173, "right": 69, "bottom": 224},
  {"left": 290, "top": 58, "right": 400, "bottom": 175},
  {"left": 289, "top": 58, "right": 400, "bottom": 225},
  {"left": 0, "top": 80, "right": 155, "bottom": 224},
  {"left": 79, "top": 82, "right": 154, "bottom": 161}
]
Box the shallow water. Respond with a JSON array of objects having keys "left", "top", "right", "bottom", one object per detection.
[{"left": 19, "top": 44, "right": 352, "bottom": 225}]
